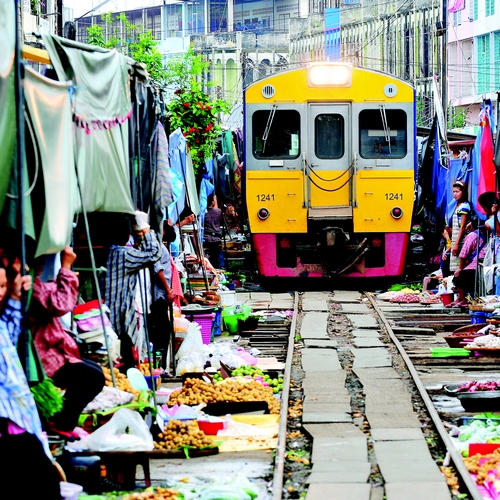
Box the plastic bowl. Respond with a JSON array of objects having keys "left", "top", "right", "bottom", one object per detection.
[
  {"left": 60, "top": 482, "right": 83, "bottom": 500},
  {"left": 197, "top": 420, "right": 225, "bottom": 435}
]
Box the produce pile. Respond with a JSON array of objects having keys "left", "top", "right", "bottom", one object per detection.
[
  {"left": 466, "top": 335, "right": 500, "bottom": 349},
  {"left": 211, "top": 365, "right": 284, "bottom": 393},
  {"left": 463, "top": 449, "right": 500, "bottom": 498},
  {"left": 103, "top": 367, "right": 141, "bottom": 396},
  {"left": 453, "top": 419, "right": 500, "bottom": 456},
  {"left": 153, "top": 419, "right": 213, "bottom": 450},
  {"left": 456, "top": 381, "right": 500, "bottom": 393},
  {"left": 123, "top": 487, "right": 181, "bottom": 500},
  {"left": 389, "top": 292, "right": 420, "bottom": 303},
  {"left": 167, "top": 378, "right": 281, "bottom": 414}
]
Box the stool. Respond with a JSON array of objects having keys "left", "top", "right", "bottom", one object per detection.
[{"left": 72, "top": 452, "right": 150, "bottom": 489}]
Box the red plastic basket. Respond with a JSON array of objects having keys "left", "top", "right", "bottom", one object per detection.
[{"left": 186, "top": 313, "right": 215, "bottom": 344}]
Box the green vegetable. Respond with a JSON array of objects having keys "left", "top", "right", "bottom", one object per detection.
[{"left": 30, "top": 378, "right": 64, "bottom": 420}]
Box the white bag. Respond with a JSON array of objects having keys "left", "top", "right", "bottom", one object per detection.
[
  {"left": 78, "top": 408, "right": 154, "bottom": 452},
  {"left": 176, "top": 322, "right": 203, "bottom": 360}
]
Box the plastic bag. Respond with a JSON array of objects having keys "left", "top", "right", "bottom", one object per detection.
[
  {"left": 76, "top": 408, "right": 153, "bottom": 452},
  {"left": 176, "top": 322, "right": 203, "bottom": 360},
  {"left": 175, "top": 351, "right": 206, "bottom": 376}
]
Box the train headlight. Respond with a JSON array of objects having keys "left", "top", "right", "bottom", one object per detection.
[
  {"left": 307, "top": 63, "right": 352, "bottom": 88},
  {"left": 258, "top": 208, "right": 270, "bottom": 220},
  {"left": 390, "top": 207, "right": 403, "bottom": 219}
]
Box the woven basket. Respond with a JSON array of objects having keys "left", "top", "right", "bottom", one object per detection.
[{"left": 469, "top": 305, "right": 485, "bottom": 312}]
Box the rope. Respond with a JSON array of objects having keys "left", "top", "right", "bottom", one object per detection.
[
  {"left": 306, "top": 161, "right": 353, "bottom": 183},
  {"left": 308, "top": 170, "right": 354, "bottom": 193}
]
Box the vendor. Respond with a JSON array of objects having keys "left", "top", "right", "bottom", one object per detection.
[
  {"left": 203, "top": 194, "right": 223, "bottom": 268},
  {"left": 0, "top": 257, "right": 62, "bottom": 497},
  {"left": 30, "top": 246, "right": 105, "bottom": 436}
]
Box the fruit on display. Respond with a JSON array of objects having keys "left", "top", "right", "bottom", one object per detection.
[
  {"left": 167, "top": 377, "right": 281, "bottom": 414},
  {"left": 139, "top": 363, "right": 162, "bottom": 377},
  {"left": 103, "top": 366, "right": 141, "bottom": 396},
  {"left": 123, "top": 486, "right": 181, "bottom": 499},
  {"left": 153, "top": 419, "right": 213, "bottom": 450},
  {"left": 213, "top": 365, "right": 284, "bottom": 393}
]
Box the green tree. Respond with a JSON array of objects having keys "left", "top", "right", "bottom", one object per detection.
[
  {"left": 86, "top": 12, "right": 165, "bottom": 81},
  {"left": 164, "top": 49, "right": 231, "bottom": 173}
]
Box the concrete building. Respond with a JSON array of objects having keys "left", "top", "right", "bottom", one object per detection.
[{"left": 19, "top": 0, "right": 500, "bottom": 129}]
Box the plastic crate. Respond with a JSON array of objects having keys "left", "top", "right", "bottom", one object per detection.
[{"left": 185, "top": 313, "right": 215, "bottom": 344}]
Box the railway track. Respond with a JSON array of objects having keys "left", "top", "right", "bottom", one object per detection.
[{"left": 93, "top": 290, "right": 500, "bottom": 499}]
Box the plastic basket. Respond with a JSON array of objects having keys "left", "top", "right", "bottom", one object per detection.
[
  {"left": 186, "top": 313, "right": 215, "bottom": 345},
  {"left": 222, "top": 305, "right": 251, "bottom": 333}
]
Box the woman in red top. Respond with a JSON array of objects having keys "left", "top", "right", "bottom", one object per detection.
[{"left": 30, "top": 246, "right": 105, "bottom": 434}]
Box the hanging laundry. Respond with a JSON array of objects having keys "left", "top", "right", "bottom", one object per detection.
[
  {"left": 153, "top": 122, "right": 173, "bottom": 230},
  {"left": 0, "top": 0, "right": 16, "bottom": 214},
  {"left": 41, "top": 34, "right": 132, "bottom": 130},
  {"left": 478, "top": 106, "right": 496, "bottom": 205},
  {"left": 24, "top": 68, "right": 78, "bottom": 257}
]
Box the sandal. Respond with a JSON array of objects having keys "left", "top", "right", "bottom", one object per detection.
[{"left": 445, "top": 301, "right": 460, "bottom": 308}]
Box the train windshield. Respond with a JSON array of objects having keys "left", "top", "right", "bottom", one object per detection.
[
  {"left": 315, "top": 114, "right": 344, "bottom": 159},
  {"left": 359, "top": 109, "right": 407, "bottom": 159},
  {"left": 252, "top": 109, "right": 300, "bottom": 159}
]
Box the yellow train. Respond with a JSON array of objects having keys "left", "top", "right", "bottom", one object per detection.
[{"left": 244, "top": 63, "right": 416, "bottom": 278}]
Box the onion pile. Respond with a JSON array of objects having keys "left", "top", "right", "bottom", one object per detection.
[
  {"left": 456, "top": 380, "right": 500, "bottom": 392},
  {"left": 390, "top": 293, "right": 421, "bottom": 303},
  {"left": 466, "top": 335, "right": 500, "bottom": 349}
]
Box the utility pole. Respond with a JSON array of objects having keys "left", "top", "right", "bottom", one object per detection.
[{"left": 441, "top": 0, "right": 448, "bottom": 130}]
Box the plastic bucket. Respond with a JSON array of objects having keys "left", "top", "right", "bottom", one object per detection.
[
  {"left": 60, "top": 482, "right": 83, "bottom": 500},
  {"left": 470, "top": 311, "right": 488, "bottom": 324},
  {"left": 441, "top": 292, "right": 454, "bottom": 306}
]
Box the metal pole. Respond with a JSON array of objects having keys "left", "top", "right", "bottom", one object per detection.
[
  {"left": 441, "top": 0, "right": 448, "bottom": 130},
  {"left": 14, "top": 0, "right": 30, "bottom": 376}
]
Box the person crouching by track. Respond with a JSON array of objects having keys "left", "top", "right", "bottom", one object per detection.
[
  {"left": 30, "top": 246, "right": 105, "bottom": 437},
  {"left": 447, "top": 219, "right": 486, "bottom": 308}
]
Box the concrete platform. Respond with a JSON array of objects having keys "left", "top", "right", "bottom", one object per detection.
[
  {"left": 352, "top": 355, "right": 392, "bottom": 369},
  {"left": 303, "top": 423, "right": 366, "bottom": 439},
  {"left": 306, "top": 483, "right": 371, "bottom": 500},
  {"left": 351, "top": 329, "right": 381, "bottom": 338},
  {"left": 353, "top": 367, "right": 401, "bottom": 381},
  {"left": 303, "top": 401, "right": 352, "bottom": 413},
  {"left": 340, "top": 303, "right": 371, "bottom": 314},
  {"left": 347, "top": 314, "right": 379, "bottom": 328},
  {"left": 353, "top": 338, "right": 385, "bottom": 348},
  {"left": 370, "top": 428, "right": 426, "bottom": 441},
  {"left": 302, "top": 412, "right": 352, "bottom": 424},
  {"left": 302, "top": 349, "right": 342, "bottom": 371},
  {"left": 300, "top": 313, "right": 329, "bottom": 339},
  {"left": 304, "top": 339, "right": 338, "bottom": 348},
  {"left": 373, "top": 440, "right": 443, "bottom": 483},
  {"left": 331, "top": 291, "right": 364, "bottom": 303},
  {"left": 302, "top": 299, "right": 329, "bottom": 311},
  {"left": 311, "top": 437, "right": 368, "bottom": 462},
  {"left": 307, "top": 461, "right": 371, "bottom": 483},
  {"left": 385, "top": 481, "right": 451, "bottom": 500}
]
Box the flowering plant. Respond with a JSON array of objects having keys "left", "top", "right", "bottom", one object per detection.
[{"left": 168, "top": 86, "right": 230, "bottom": 173}]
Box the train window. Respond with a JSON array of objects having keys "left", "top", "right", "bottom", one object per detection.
[
  {"left": 315, "top": 114, "right": 344, "bottom": 159},
  {"left": 359, "top": 109, "right": 407, "bottom": 159},
  {"left": 252, "top": 110, "right": 300, "bottom": 159}
]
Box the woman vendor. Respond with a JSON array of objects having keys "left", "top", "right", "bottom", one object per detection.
[
  {"left": 444, "top": 180, "right": 471, "bottom": 276},
  {"left": 30, "top": 246, "right": 105, "bottom": 436}
]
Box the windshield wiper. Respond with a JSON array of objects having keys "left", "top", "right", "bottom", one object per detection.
[
  {"left": 262, "top": 105, "right": 277, "bottom": 154},
  {"left": 379, "top": 105, "right": 392, "bottom": 154}
]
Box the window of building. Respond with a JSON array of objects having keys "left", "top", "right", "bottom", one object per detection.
[
  {"left": 494, "top": 31, "right": 500, "bottom": 90},
  {"left": 315, "top": 114, "right": 344, "bottom": 159},
  {"left": 472, "top": 0, "right": 478, "bottom": 20},
  {"left": 359, "top": 109, "right": 407, "bottom": 159},
  {"left": 486, "top": 0, "right": 495, "bottom": 16},
  {"left": 252, "top": 110, "right": 300, "bottom": 159},
  {"left": 477, "top": 34, "right": 490, "bottom": 93}
]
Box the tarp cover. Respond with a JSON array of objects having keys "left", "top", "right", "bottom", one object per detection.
[
  {"left": 24, "top": 68, "right": 78, "bottom": 256},
  {"left": 0, "top": 0, "right": 16, "bottom": 214}
]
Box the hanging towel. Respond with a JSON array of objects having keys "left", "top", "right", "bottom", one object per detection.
[{"left": 154, "top": 122, "right": 173, "bottom": 227}]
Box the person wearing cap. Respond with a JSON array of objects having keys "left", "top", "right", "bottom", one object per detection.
[
  {"left": 443, "top": 180, "right": 471, "bottom": 276},
  {"left": 104, "top": 211, "right": 162, "bottom": 369}
]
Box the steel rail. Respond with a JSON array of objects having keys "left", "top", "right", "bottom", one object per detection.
[
  {"left": 272, "top": 292, "right": 299, "bottom": 500},
  {"left": 366, "top": 293, "right": 483, "bottom": 500}
]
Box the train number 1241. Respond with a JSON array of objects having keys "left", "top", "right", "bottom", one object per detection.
[
  {"left": 385, "top": 193, "right": 403, "bottom": 200},
  {"left": 256, "top": 194, "right": 275, "bottom": 201}
]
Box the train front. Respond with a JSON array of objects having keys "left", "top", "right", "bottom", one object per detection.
[{"left": 244, "top": 63, "right": 416, "bottom": 279}]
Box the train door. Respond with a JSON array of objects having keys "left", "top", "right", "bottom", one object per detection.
[{"left": 306, "top": 104, "right": 352, "bottom": 219}]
